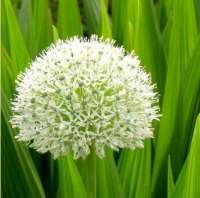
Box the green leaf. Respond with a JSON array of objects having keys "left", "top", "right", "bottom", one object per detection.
[
  {"left": 2, "top": 0, "right": 30, "bottom": 71},
  {"left": 1, "top": 0, "right": 9, "bottom": 51},
  {"left": 96, "top": 157, "right": 109, "bottom": 198},
  {"left": 161, "top": 13, "right": 173, "bottom": 58},
  {"left": 158, "top": 0, "right": 173, "bottom": 32},
  {"left": 30, "top": 0, "right": 53, "bottom": 57},
  {"left": 18, "top": 0, "right": 32, "bottom": 49},
  {"left": 195, "top": 0, "right": 200, "bottom": 31},
  {"left": 170, "top": 38, "right": 200, "bottom": 180},
  {"left": 82, "top": 0, "right": 101, "bottom": 34},
  {"left": 152, "top": 0, "right": 199, "bottom": 196},
  {"left": 57, "top": 0, "right": 82, "bottom": 38},
  {"left": 1, "top": 47, "right": 16, "bottom": 99},
  {"left": 172, "top": 115, "right": 200, "bottom": 198},
  {"left": 112, "top": 0, "right": 166, "bottom": 94},
  {"left": 128, "top": 0, "right": 166, "bottom": 95},
  {"left": 18, "top": 0, "right": 53, "bottom": 57},
  {"left": 52, "top": 25, "right": 59, "bottom": 43},
  {"left": 1, "top": 11, "right": 45, "bottom": 198},
  {"left": 97, "top": 0, "right": 112, "bottom": 38},
  {"left": 2, "top": 92, "right": 45, "bottom": 198},
  {"left": 104, "top": 150, "right": 124, "bottom": 198},
  {"left": 118, "top": 149, "right": 136, "bottom": 196},
  {"left": 77, "top": 149, "right": 124, "bottom": 198},
  {"left": 168, "top": 156, "right": 175, "bottom": 198},
  {"left": 123, "top": 21, "right": 134, "bottom": 51},
  {"left": 111, "top": 0, "right": 130, "bottom": 44},
  {"left": 118, "top": 140, "right": 151, "bottom": 198},
  {"left": 57, "top": 154, "right": 87, "bottom": 198}
]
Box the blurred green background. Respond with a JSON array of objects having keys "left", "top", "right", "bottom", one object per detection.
[{"left": 1, "top": 0, "right": 200, "bottom": 198}]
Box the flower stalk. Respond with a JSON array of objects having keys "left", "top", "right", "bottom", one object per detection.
[{"left": 86, "top": 145, "right": 96, "bottom": 198}]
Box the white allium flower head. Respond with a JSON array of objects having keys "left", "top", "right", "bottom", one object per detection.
[{"left": 10, "top": 35, "right": 159, "bottom": 159}]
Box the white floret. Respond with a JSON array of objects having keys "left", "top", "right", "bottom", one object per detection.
[{"left": 10, "top": 35, "right": 159, "bottom": 159}]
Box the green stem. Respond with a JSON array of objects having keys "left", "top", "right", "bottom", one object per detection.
[{"left": 86, "top": 145, "right": 96, "bottom": 198}]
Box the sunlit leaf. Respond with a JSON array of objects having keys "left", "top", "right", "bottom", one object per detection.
[
  {"left": 172, "top": 115, "right": 200, "bottom": 198},
  {"left": 57, "top": 0, "right": 82, "bottom": 38}
]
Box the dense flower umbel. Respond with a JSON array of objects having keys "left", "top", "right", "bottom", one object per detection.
[{"left": 10, "top": 36, "right": 159, "bottom": 159}]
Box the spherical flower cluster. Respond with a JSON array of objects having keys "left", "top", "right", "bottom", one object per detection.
[{"left": 10, "top": 36, "right": 159, "bottom": 159}]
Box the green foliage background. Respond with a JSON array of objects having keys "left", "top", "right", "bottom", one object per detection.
[{"left": 1, "top": 0, "right": 200, "bottom": 197}]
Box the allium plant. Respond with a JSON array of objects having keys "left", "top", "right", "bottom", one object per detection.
[{"left": 10, "top": 36, "right": 159, "bottom": 160}]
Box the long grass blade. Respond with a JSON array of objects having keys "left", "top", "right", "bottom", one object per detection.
[
  {"left": 2, "top": 0, "right": 30, "bottom": 71},
  {"left": 82, "top": 0, "right": 101, "bottom": 34},
  {"left": 118, "top": 140, "right": 151, "bottom": 198},
  {"left": 30, "top": 0, "right": 53, "bottom": 57},
  {"left": 1, "top": 49, "right": 45, "bottom": 198},
  {"left": 168, "top": 157, "right": 175, "bottom": 198},
  {"left": 170, "top": 38, "right": 200, "bottom": 179},
  {"left": 172, "top": 115, "right": 200, "bottom": 198},
  {"left": 152, "top": 0, "right": 199, "bottom": 196},
  {"left": 57, "top": 0, "right": 82, "bottom": 38},
  {"left": 56, "top": 154, "right": 87, "bottom": 198},
  {"left": 97, "top": 0, "right": 112, "bottom": 38}
]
